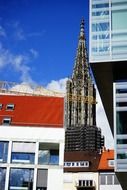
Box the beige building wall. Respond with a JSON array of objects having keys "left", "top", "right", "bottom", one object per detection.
[{"left": 64, "top": 172, "right": 99, "bottom": 190}]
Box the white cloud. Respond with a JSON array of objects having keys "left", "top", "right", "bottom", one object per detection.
[
  {"left": 47, "top": 78, "right": 114, "bottom": 149},
  {"left": 46, "top": 78, "right": 68, "bottom": 93},
  {"left": 0, "top": 43, "right": 37, "bottom": 84}
]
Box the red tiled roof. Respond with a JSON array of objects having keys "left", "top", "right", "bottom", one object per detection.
[
  {"left": 0, "top": 94, "right": 64, "bottom": 128},
  {"left": 98, "top": 149, "right": 114, "bottom": 171}
]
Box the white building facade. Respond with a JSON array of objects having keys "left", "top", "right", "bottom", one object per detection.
[{"left": 0, "top": 126, "right": 64, "bottom": 190}]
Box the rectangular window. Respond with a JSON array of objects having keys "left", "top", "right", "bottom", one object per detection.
[
  {"left": 112, "top": 9, "right": 127, "bottom": 31},
  {"left": 11, "top": 152, "right": 35, "bottom": 164},
  {"left": 11, "top": 142, "right": 35, "bottom": 164},
  {"left": 117, "top": 102, "right": 127, "bottom": 107},
  {"left": 92, "top": 10, "right": 109, "bottom": 16},
  {"left": 36, "top": 169, "right": 47, "bottom": 190},
  {"left": 108, "top": 160, "right": 114, "bottom": 167},
  {"left": 92, "top": 3, "right": 109, "bottom": 8},
  {"left": 117, "top": 139, "right": 127, "bottom": 144},
  {"left": 0, "top": 168, "right": 6, "bottom": 189},
  {"left": 100, "top": 174, "right": 106, "bottom": 185},
  {"left": 2, "top": 117, "right": 11, "bottom": 125},
  {"left": 6, "top": 104, "right": 15, "bottom": 110},
  {"left": 116, "top": 111, "right": 127, "bottom": 134},
  {"left": 9, "top": 168, "right": 34, "bottom": 190},
  {"left": 117, "top": 153, "right": 127, "bottom": 159},
  {"left": 107, "top": 174, "right": 113, "bottom": 185},
  {"left": 92, "top": 22, "right": 109, "bottom": 32},
  {"left": 0, "top": 104, "right": 3, "bottom": 110},
  {"left": 0, "top": 141, "right": 8, "bottom": 162},
  {"left": 38, "top": 143, "right": 59, "bottom": 165}
]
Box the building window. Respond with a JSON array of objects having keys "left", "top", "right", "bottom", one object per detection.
[
  {"left": 36, "top": 169, "right": 47, "bottom": 190},
  {"left": 6, "top": 104, "right": 15, "bottom": 110},
  {"left": 0, "top": 104, "right": 3, "bottom": 110},
  {"left": 92, "top": 3, "right": 109, "bottom": 9},
  {"left": 117, "top": 139, "right": 127, "bottom": 144},
  {"left": 38, "top": 143, "right": 59, "bottom": 165},
  {"left": 107, "top": 174, "right": 113, "bottom": 185},
  {"left": 2, "top": 117, "right": 11, "bottom": 125},
  {"left": 116, "top": 111, "right": 127, "bottom": 134},
  {"left": 108, "top": 160, "right": 114, "bottom": 167},
  {"left": 100, "top": 174, "right": 106, "bottom": 185},
  {"left": 0, "top": 168, "right": 6, "bottom": 189},
  {"left": 92, "top": 22, "right": 109, "bottom": 32},
  {"left": 9, "top": 168, "right": 34, "bottom": 190},
  {"left": 11, "top": 142, "right": 35, "bottom": 164},
  {"left": 11, "top": 152, "right": 35, "bottom": 164},
  {"left": 0, "top": 141, "right": 8, "bottom": 162},
  {"left": 117, "top": 153, "right": 127, "bottom": 159}
]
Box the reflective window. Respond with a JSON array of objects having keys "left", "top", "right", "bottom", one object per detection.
[
  {"left": 92, "top": 10, "right": 109, "bottom": 16},
  {"left": 38, "top": 143, "right": 59, "bottom": 165},
  {"left": 112, "top": 10, "right": 127, "bottom": 31},
  {"left": 9, "top": 168, "right": 34, "bottom": 190},
  {"left": 117, "top": 153, "right": 127, "bottom": 159},
  {"left": 0, "top": 104, "right": 3, "bottom": 110},
  {"left": 0, "top": 168, "right": 6, "bottom": 189},
  {"left": 36, "top": 169, "right": 47, "bottom": 190},
  {"left": 11, "top": 153, "right": 35, "bottom": 164},
  {"left": 92, "top": 22, "right": 109, "bottom": 32},
  {"left": 117, "top": 139, "right": 127, "bottom": 144},
  {"left": 0, "top": 141, "right": 8, "bottom": 162},
  {"left": 116, "top": 111, "right": 127, "bottom": 134},
  {"left": 11, "top": 142, "right": 35, "bottom": 164},
  {"left": 92, "top": 3, "right": 109, "bottom": 8},
  {"left": 92, "top": 34, "right": 109, "bottom": 40},
  {"left": 117, "top": 102, "right": 127, "bottom": 107}
]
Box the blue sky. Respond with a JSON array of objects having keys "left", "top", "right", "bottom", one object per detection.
[{"left": 0, "top": 0, "right": 89, "bottom": 86}]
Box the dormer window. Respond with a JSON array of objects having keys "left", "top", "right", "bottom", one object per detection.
[
  {"left": 6, "top": 104, "right": 15, "bottom": 110},
  {"left": 108, "top": 159, "right": 114, "bottom": 167},
  {"left": 2, "top": 117, "right": 11, "bottom": 125}
]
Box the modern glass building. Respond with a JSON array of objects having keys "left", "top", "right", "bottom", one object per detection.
[
  {"left": 114, "top": 82, "right": 127, "bottom": 171},
  {"left": 89, "top": 0, "right": 127, "bottom": 189},
  {"left": 90, "top": 0, "right": 127, "bottom": 62}
]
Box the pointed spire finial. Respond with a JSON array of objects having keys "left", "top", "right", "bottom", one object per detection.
[{"left": 79, "top": 18, "right": 85, "bottom": 40}]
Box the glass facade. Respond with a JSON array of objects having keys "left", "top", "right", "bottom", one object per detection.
[
  {"left": 9, "top": 168, "right": 34, "bottom": 190},
  {"left": 0, "top": 168, "right": 6, "bottom": 189},
  {"left": 90, "top": 0, "right": 127, "bottom": 62},
  {"left": 114, "top": 82, "right": 127, "bottom": 171},
  {"left": 38, "top": 143, "right": 59, "bottom": 165},
  {"left": 0, "top": 141, "right": 8, "bottom": 162},
  {"left": 0, "top": 140, "right": 60, "bottom": 189}
]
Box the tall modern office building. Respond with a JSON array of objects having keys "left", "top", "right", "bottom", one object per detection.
[{"left": 89, "top": 0, "right": 127, "bottom": 189}]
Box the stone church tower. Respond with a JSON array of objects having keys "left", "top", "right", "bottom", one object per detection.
[{"left": 65, "top": 19, "right": 104, "bottom": 153}]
